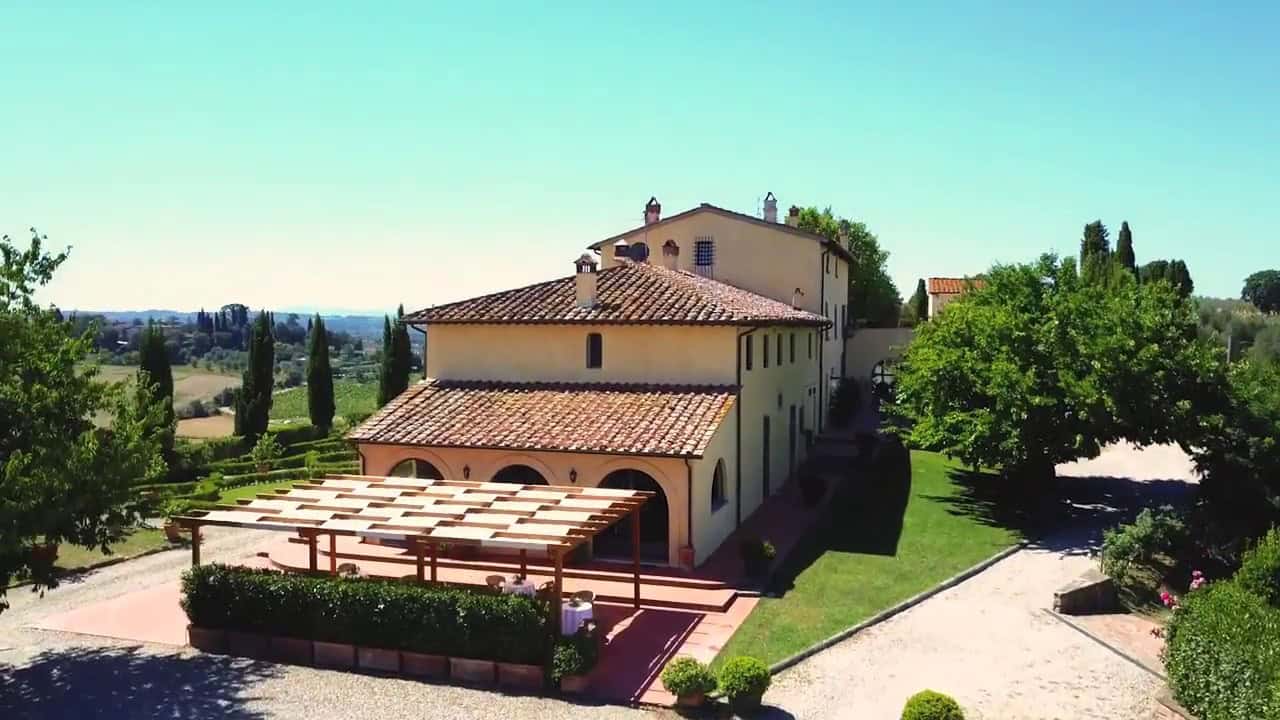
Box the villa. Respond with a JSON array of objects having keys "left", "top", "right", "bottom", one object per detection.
[{"left": 349, "top": 195, "right": 851, "bottom": 568}]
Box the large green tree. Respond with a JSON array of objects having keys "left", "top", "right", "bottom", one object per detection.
[
  {"left": 137, "top": 321, "right": 175, "bottom": 451},
  {"left": 1115, "top": 221, "right": 1136, "bottom": 274},
  {"left": 795, "top": 207, "right": 901, "bottom": 327},
  {"left": 890, "top": 254, "right": 1223, "bottom": 481},
  {"left": 234, "top": 311, "right": 274, "bottom": 438},
  {"left": 306, "top": 314, "right": 335, "bottom": 430},
  {"left": 0, "top": 230, "right": 167, "bottom": 607},
  {"left": 1080, "top": 220, "right": 1111, "bottom": 266},
  {"left": 1242, "top": 270, "right": 1280, "bottom": 314},
  {"left": 1140, "top": 259, "right": 1195, "bottom": 299}
]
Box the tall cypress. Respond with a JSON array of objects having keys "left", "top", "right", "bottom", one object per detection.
[
  {"left": 137, "top": 321, "right": 176, "bottom": 450},
  {"left": 377, "top": 315, "right": 394, "bottom": 407},
  {"left": 307, "top": 314, "right": 335, "bottom": 431},
  {"left": 234, "top": 310, "right": 275, "bottom": 439},
  {"left": 910, "top": 278, "right": 928, "bottom": 322},
  {"left": 1080, "top": 220, "right": 1111, "bottom": 266},
  {"left": 1116, "top": 221, "right": 1136, "bottom": 274},
  {"left": 391, "top": 315, "right": 412, "bottom": 397}
]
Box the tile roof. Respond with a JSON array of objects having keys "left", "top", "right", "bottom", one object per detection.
[
  {"left": 928, "top": 277, "right": 987, "bottom": 295},
  {"left": 404, "top": 261, "right": 829, "bottom": 327},
  {"left": 347, "top": 380, "right": 737, "bottom": 458}
]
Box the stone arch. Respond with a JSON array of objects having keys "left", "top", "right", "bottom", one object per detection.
[
  {"left": 594, "top": 466, "right": 671, "bottom": 564},
  {"left": 491, "top": 464, "right": 550, "bottom": 486},
  {"left": 379, "top": 448, "right": 457, "bottom": 479},
  {"left": 387, "top": 457, "right": 445, "bottom": 480},
  {"left": 486, "top": 453, "right": 560, "bottom": 485}
]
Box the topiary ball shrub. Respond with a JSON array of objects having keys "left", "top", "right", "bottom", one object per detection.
[
  {"left": 717, "top": 656, "right": 771, "bottom": 714},
  {"left": 660, "top": 657, "right": 716, "bottom": 704},
  {"left": 1236, "top": 527, "right": 1280, "bottom": 606},
  {"left": 901, "top": 689, "right": 965, "bottom": 720}
]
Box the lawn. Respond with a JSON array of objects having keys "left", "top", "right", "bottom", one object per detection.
[
  {"left": 218, "top": 478, "right": 306, "bottom": 503},
  {"left": 713, "top": 450, "right": 1022, "bottom": 667},
  {"left": 9, "top": 527, "right": 176, "bottom": 587},
  {"left": 269, "top": 380, "right": 378, "bottom": 421}
]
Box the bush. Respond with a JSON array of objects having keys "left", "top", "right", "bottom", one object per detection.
[
  {"left": 659, "top": 657, "right": 716, "bottom": 698},
  {"left": 717, "top": 656, "right": 771, "bottom": 708},
  {"left": 1164, "top": 581, "right": 1280, "bottom": 719},
  {"left": 1099, "top": 506, "right": 1186, "bottom": 582},
  {"left": 249, "top": 433, "right": 284, "bottom": 469},
  {"left": 901, "top": 690, "right": 965, "bottom": 720},
  {"left": 181, "top": 564, "right": 547, "bottom": 664},
  {"left": 1237, "top": 528, "right": 1280, "bottom": 607},
  {"left": 551, "top": 625, "right": 598, "bottom": 681},
  {"left": 799, "top": 474, "right": 826, "bottom": 507},
  {"left": 740, "top": 537, "right": 777, "bottom": 578}
]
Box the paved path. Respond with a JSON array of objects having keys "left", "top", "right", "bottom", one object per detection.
[{"left": 760, "top": 444, "right": 1196, "bottom": 720}]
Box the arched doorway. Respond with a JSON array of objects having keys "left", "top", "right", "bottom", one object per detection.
[
  {"left": 594, "top": 469, "right": 669, "bottom": 564},
  {"left": 491, "top": 464, "right": 549, "bottom": 486},
  {"left": 388, "top": 458, "right": 444, "bottom": 479}
]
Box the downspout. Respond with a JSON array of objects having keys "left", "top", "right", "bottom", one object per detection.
[
  {"left": 818, "top": 249, "right": 829, "bottom": 433},
  {"left": 735, "top": 326, "right": 761, "bottom": 527},
  {"left": 684, "top": 457, "right": 695, "bottom": 569}
]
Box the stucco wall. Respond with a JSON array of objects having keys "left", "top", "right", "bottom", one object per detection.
[
  {"left": 844, "top": 328, "right": 915, "bottom": 382},
  {"left": 427, "top": 323, "right": 738, "bottom": 385},
  {"left": 356, "top": 442, "right": 692, "bottom": 567},
  {"left": 689, "top": 413, "right": 737, "bottom": 565}
]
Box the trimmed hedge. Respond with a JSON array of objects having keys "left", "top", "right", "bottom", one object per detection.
[
  {"left": 1237, "top": 528, "right": 1280, "bottom": 607},
  {"left": 182, "top": 564, "right": 548, "bottom": 664},
  {"left": 717, "top": 656, "right": 771, "bottom": 705},
  {"left": 207, "top": 449, "right": 354, "bottom": 476},
  {"left": 660, "top": 657, "right": 716, "bottom": 698},
  {"left": 1165, "top": 581, "right": 1280, "bottom": 719},
  {"left": 901, "top": 690, "right": 965, "bottom": 720}
]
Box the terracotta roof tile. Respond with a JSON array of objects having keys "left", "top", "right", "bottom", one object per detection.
[
  {"left": 404, "top": 262, "right": 828, "bottom": 327},
  {"left": 347, "top": 380, "right": 737, "bottom": 458},
  {"left": 927, "top": 277, "right": 987, "bottom": 295}
]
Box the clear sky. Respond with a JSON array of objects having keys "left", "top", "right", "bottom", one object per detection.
[{"left": 4, "top": 2, "right": 1276, "bottom": 314}]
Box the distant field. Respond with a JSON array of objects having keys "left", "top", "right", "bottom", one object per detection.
[
  {"left": 176, "top": 414, "right": 236, "bottom": 438},
  {"left": 269, "top": 380, "right": 378, "bottom": 420},
  {"left": 92, "top": 364, "right": 239, "bottom": 407}
]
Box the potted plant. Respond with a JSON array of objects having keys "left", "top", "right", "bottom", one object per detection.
[
  {"left": 553, "top": 627, "right": 598, "bottom": 694},
  {"left": 250, "top": 432, "right": 283, "bottom": 473},
  {"left": 901, "top": 689, "right": 965, "bottom": 720},
  {"left": 739, "top": 536, "right": 776, "bottom": 578},
  {"left": 717, "top": 656, "right": 771, "bottom": 714},
  {"left": 660, "top": 656, "right": 716, "bottom": 708},
  {"left": 162, "top": 500, "right": 191, "bottom": 542}
]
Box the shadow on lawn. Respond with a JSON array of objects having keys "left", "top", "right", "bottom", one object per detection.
[
  {"left": 926, "top": 468, "right": 1198, "bottom": 556},
  {"left": 0, "top": 645, "right": 281, "bottom": 719}
]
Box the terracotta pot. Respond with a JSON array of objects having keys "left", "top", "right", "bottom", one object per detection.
[
  {"left": 227, "top": 631, "right": 270, "bottom": 660},
  {"left": 357, "top": 646, "right": 401, "bottom": 674},
  {"left": 257, "top": 463, "right": 272, "bottom": 473},
  {"left": 559, "top": 674, "right": 590, "bottom": 694},
  {"left": 449, "top": 657, "right": 496, "bottom": 686},
  {"left": 400, "top": 651, "right": 448, "bottom": 679},
  {"left": 29, "top": 543, "right": 59, "bottom": 566},
  {"left": 313, "top": 640, "right": 356, "bottom": 669},
  {"left": 186, "top": 625, "right": 227, "bottom": 654},
  {"left": 496, "top": 662, "right": 545, "bottom": 691},
  {"left": 269, "top": 636, "right": 314, "bottom": 665},
  {"left": 676, "top": 691, "right": 705, "bottom": 708},
  {"left": 164, "top": 522, "right": 184, "bottom": 543},
  {"left": 730, "top": 693, "right": 763, "bottom": 714}
]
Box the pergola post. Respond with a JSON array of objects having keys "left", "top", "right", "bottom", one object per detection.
[
  {"left": 307, "top": 531, "right": 318, "bottom": 573},
  {"left": 429, "top": 541, "right": 438, "bottom": 583},
  {"left": 551, "top": 549, "right": 564, "bottom": 637},
  {"left": 329, "top": 533, "right": 337, "bottom": 575},
  {"left": 190, "top": 523, "right": 201, "bottom": 567},
  {"left": 519, "top": 549, "right": 527, "bottom": 577},
  {"left": 415, "top": 541, "right": 425, "bottom": 583},
  {"left": 632, "top": 506, "right": 641, "bottom": 610}
]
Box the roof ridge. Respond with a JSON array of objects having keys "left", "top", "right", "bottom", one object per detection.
[{"left": 426, "top": 378, "right": 740, "bottom": 392}]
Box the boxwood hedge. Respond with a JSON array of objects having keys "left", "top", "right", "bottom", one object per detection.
[{"left": 182, "top": 564, "right": 548, "bottom": 664}]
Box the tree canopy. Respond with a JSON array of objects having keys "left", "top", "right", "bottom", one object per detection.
[
  {"left": 1080, "top": 220, "right": 1111, "bottom": 266},
  {"left": 1242, "top": 270, "right": 1280, "bottom": 314},
  {"left": 1140, "top": 259, "right": 1195, "bottom": 299},
  {"left": 137, "top": 321, "right": 175, "bottom": 452},
  {"left": 1115, "top": 221, "right": 1136, "bottom": 274},
  {"left": 795, "top": 206, "right": 901, "bottom": 327},
  {"left": 890, "top": 254, "right": 1222, "bottom": 480},
  {"left": 0, "top": 230, "right": 166, "bottom": 607}
]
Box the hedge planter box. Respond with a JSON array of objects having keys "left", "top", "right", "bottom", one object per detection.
[
  {"left": 559, "top": 674, "right": 590, "bottom": 695},
  {"left": 268, "top": 636, "right": 313, "bottom": 666},
  {"left": 357, "top": 646, "right": 401, "bottom": 674},
  {"left": 496, "top": 662, "right": 544, "bottom": 692},
  {"left": 313, "top": 640, "right": 356, "bottom": 669},
  {"left": 187, "top": 625, "right": 227, "bottom": 654},
  {"left": 227, "top": 631, "right": 270, "bottom": 660},
  {"left": 401, "top": 651, "right": 448, "bottom": 680},
  {"left": 449, "top": 657, "right": 496, "bottom": 686}
]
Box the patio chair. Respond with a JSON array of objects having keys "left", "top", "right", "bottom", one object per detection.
[
  {"left": 485, "top": 574, "right": 507, "bottom": 592},
  {"left": 336, "top": 562, "right": 360, "bottom": 577}
]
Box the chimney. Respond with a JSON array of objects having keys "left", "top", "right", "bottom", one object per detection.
[
  {"left": 763, "top": 192, "right": 778, "bottom": 223},
  {"left": 785, "top": 205, "right": 800, "bottom": 227},
  {"left": 574, "top": 254, "right": 598, "bottom": 308},
  {"left": 661, "top": 240, "right": 680, "bottom": 270},
  {"left": 612, "top": 238, "right": 630, "bottom": 260},
  {"left": 791, "top": 287, "right": 805, "bottom": 309},
  {"left": 644, "top": 196, "right": 661, "bottom": 225}
]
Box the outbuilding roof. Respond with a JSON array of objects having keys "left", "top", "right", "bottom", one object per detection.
[
  {"left": 927, "top": 277, "right": 987, "bottom": 295},
  {"left": 348, "top": 379, "right": 737, "bottom": 458},
  {"left": 403, "top": 261, "right": 829, "bottom": 327}
]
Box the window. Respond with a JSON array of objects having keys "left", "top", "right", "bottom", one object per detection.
[
  {"left": 835, "top": 259, "right": 839, "bottom": 278},
  {"left": 586, "top": 333, "right": 602, "bottom": 368},
  {"left": 710, "top": 459, "right": 727, "bottom": 511},
  {"left": 763, "top": 334, "right": 769, "bottom": 368},
  {"left": 790, "top": 333, "right": 796, "bottom": 363},
  {"left": 630, "top": 242, "right": 650, "bottom": 262},
  {"left": 389, "top": 459, "right": 444, "bottom": 480},
  {"left": 744, "top": 335, "right": 753, "bottom": 370},
  {"left": 840, "top": 305, "right": 846, "bottom": 338},
  {"left": 776, "top": 334, "right": 783, "bottom": 366},
  {"left": 808, "top": 332, "right": 813, "bottom": 359},
  {"left": 825, "top": 255, "right": 831, "bottom": 274},
  {"left": 823, "top": 302, "right": 829, "bottom": 340},
  {"left": 694, "top": 237, "right": 715, "bottom": 277}
]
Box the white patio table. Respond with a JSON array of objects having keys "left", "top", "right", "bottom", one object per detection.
[
  {"left": 560, "top": 601, "right": 593, "bottom": 636},
  {"left": 505, "top": 578, "right": 536, "bottom": 598}
]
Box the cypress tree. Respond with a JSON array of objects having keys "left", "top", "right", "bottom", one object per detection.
[
  {"left": 137, "top": 321, "right": 176, "bottom": 450},
  {"left": 1116, "top": 221, "right": 1136, "bottom": 274},
  {"left": 377, "top": 315, "right": 394, "bottom": 407},
  {"left": 234, "top": 311, "right": 275, "bottom": 439},
  {"left": 1080, "top": 220, "right": 1111, "bottom": 266},
  {"left": 307, "top": 314, "right": 335, "bottom": 431},
  {"left": 910, "top": 279, "right": 928, "bottom": 322},
  {"left": 391, "top": 316, "right": 412, "bottom": 397}
]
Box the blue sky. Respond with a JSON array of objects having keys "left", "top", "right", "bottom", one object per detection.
[{"left": 3, "top": 2, "right": 1276, "bottom": 313}]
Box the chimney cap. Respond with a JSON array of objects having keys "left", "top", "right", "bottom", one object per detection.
[
  {"left": 645, "top": 196, "right": 660, "bottom": 209},
  {"left": 764, "top": 191, "right": 776, "bottom": 201},
  {"left": 788, "top": 205, "right": 801, "bottom": 216},
  {"left": 575, "top": 253, "right": 598, "bottom": 272}
]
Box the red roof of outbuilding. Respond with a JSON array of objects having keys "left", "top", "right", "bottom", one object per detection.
[{"left": 927, "top": 277, "right": 986, "bottom": 295}]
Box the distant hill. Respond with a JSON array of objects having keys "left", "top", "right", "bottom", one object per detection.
[{"left": 69, "top": 310, "right": 390, "bottom": 342}]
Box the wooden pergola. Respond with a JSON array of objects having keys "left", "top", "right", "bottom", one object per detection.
[{"left": 177, "top": 474, "right": 653, "bottom": 634}]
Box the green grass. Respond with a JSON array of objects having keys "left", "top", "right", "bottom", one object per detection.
[
  {"left": 714, "top": 450, "right": 1022, "bottom": 667},
  {"left": 9, "top": 527, "right": 177, "bottom": 587},
  {"left": 218, "top": 478, "right": 308, "bottom": 504},
  {"left": 269, "top": 380, "right": 378, "bottom": 420}
]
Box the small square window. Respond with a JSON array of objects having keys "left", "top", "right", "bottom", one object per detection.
[
  {"left": 790, "top": 333, "right": 796, "bottom": 363},
  {"left": 586, "top": 333, "right": 602, "bottom": 369}
]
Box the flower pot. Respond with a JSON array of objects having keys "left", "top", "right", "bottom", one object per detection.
[
  {"left": 675, "top": 691, "right": 705, "bottom": 708},
  {"left": 187, "top": 625, "right": 227, "bottom": 654},
  {"left": 400, "top": 651, "right": 448, "bottom": 680},
  {"left": 496, "top": 662, "right": 544, "bottom": 692},
  {"left": 730, "top": 693, "right": 764, "bottom": 714},
  {"left": 256, "top": 463, "right": 272, "bottom": 473},
  {"left": 313, "top": 640, "right": 356, "bottom": 669},
  {"left": 559, "top": 674, "right": 590, "bottom": 694},
  {"left": 449, "top": 657, "right": 496, "bottom": 686},
  {"left": 357, "top": 646, "right": 401, "bottom": 674},
  {"left": 29, "top": 543, "right": 59, "bottom": 566},
  {"left": 269, "top": 636, "right": 314, "bottom": 666},
  {"left": 227, "top": 630, "right": 270, "bottom": 660},
  {"left": 164, "top": 522, "right": 184, "bottom": 543}
]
